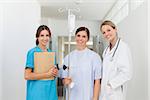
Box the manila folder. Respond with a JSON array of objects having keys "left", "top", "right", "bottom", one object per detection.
[{"left": 34, "top": 52, "right": 55, "bottom": 80}]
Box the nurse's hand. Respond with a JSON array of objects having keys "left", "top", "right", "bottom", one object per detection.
[
  {"left": 51, "top": 67, "right": 58, "bottom": 77},
  {"left": 63, "top": 77, "right": 72, "bottom": 86},
  {"left": 47, "top": 66, "right": 58, "bottom": 77}
]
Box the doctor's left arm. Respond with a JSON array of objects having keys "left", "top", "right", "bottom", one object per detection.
[{"left": 108, "top": 46, "right": 133, "bottom": 89}]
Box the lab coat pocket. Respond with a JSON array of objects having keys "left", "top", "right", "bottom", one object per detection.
[
  {"left": 106, "top": 87, "right": 123, "bottom": 100},
  {"left": 108, "top": 63, "right": 117, "bottom": 80},
  {"left": 105, "top": 85, "right": 114, "bottom": 96},
  {"left": 104, "top": 85, "right": 115, "bottom": 100}
]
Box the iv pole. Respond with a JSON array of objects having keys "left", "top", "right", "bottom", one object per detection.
[
  {"left": 59, "top": 7, "right": 79, "bottom": 100},
  {"left": 67, "top": 9, "right": 75, "bottom": 100}
]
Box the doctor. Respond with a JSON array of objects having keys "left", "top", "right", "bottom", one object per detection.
[{"left": 99, "top": 20, "right": 132, "bottom": 100}]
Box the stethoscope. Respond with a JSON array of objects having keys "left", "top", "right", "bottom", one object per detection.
[{"left": 104, "top": 38, "right": 120, "bottom": 62}]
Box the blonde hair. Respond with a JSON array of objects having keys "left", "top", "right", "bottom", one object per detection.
[{"left": 100, "top": 20, "right": 116, "bottom": 32}]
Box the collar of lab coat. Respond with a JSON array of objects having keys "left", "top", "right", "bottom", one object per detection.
[{"left": 107, "top": 38, "right": 120, "bottom": 55}]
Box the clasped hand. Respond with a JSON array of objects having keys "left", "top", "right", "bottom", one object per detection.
[{"left": 47, "top": 66, "right": 58, "bottom": 77}]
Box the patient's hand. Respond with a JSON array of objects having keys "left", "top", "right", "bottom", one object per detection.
[{"left": 63, "top": 77, "right": 72, "bottom": 86}]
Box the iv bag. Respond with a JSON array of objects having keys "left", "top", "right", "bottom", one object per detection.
[{"left": 68, "top": 13, "right": 75, "bottom": 33}]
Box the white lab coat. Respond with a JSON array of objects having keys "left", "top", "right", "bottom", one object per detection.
[{"left": 100, "top": 39, "right": 132, "bottom": 100}]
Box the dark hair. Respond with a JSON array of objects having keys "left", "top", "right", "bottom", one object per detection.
[
  {"left": 75, "top": 27, "right": 90, "bottom": 40},
  {"left": 36, "top": 25, "right": 51, "bottom": 45},
  {"left": 100, "top": 20, "right": 116, "bottom": 32}
]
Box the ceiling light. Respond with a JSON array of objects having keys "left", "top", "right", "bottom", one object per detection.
[{"left": 75, "top": 0, "right": 83, "bottom": 5}]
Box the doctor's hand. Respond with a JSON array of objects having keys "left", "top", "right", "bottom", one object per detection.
[
  {"left": 63, "top": 77, "right": 72, "bottom": 86},
  {"left": 106, "top": 84, "right": 113, "bottom": 95}
]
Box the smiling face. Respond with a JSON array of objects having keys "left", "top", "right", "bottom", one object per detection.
[
  {"left": 38, "top": 30, "right": 50, "bottom": 47},
  {"left": 75, "top": 30, "right": 88, "bottom": 48},
  {"left": 75, "top": 27, "right": 90, "bottom": 50},
  {"left": 101, "top": 24, "right": 117, "bottom": 43},
  {"left": 36, "top": 25, "right": 51, "bottom": 47}
]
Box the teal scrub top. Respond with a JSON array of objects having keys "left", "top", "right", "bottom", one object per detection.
[{"left": 25, "top": 46, "right": 58, "bottom": 100}]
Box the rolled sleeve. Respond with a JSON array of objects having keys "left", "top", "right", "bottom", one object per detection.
[
  {"left": 93, "top": 54, "right": 102, "bottom": 80},
  {"left": 61, "top": 55, "right": 69, "bottom": 78},
  {"left": 25, "top": 50, "right": 34, "bottom": 69}
]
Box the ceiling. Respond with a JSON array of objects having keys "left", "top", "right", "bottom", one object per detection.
[{"left": 38, "top": 0, "right": 118, "bottom": 21}]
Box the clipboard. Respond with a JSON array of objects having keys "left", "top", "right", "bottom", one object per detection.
[{"left": 34, "top": 52, "right": 55, "bottom": 80}]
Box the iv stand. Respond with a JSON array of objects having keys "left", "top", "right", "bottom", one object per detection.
[
  {"left": 67, "top": 9, "right": 75, "bottom": 100},
  {"left": 60, "top": 7, "right": 77, "bottom": 100}
]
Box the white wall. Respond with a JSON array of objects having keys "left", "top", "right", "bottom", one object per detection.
[
  {"left": 2, "top": 1, "right": 41, "bottom": 100},
  {"left": 0, "top": 3, "right": 4, "bottom": 100},
  {"left": 118, "top": 1, "right": 148, "bottom": 100},
  {"left": 148, "top": 0, "right": 150, "bottom": 99},
  {"left": 47, "top": 18, "right": 100, "bottom": 36}
]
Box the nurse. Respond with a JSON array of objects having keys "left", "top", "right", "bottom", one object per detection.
[
  {"left": 62, "top": 27, "right": 102, "bottom": 100},
  {"left": 99, "top": 20, "right": 132, "bottom": 100},
  {"left": 24, "top": 25, "right": 58, "bottom": 100}
]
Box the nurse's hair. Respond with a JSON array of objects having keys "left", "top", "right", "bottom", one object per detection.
[
  {"left": 75, "top": 27, "right": 90, "bottom": 41},
  {"left": 100, "top": 20, "right": 116, "bottom": 32},
  {"left": 36, "top": 25, "right": 51, "bottom": 45}
]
